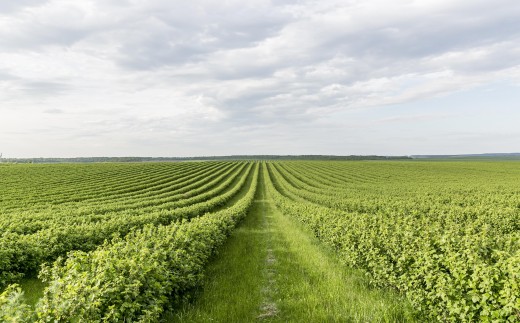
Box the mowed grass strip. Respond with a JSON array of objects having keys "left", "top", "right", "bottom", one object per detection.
[
  {"left": 165, "top": 167, "right": 416, "bottom": 322},
  {"left": 266, "top": 200, "right": 416, "bottom": 322},
  {"left": 163, "top": 169, "right": 268, "bottom": 322}
]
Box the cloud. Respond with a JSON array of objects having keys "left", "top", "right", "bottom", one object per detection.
[
  {"left": 0, "top": 0, "right": 47, "bottom": 14},
  {"left": 1, "top": 0, "right": 520, "bottom": 156},
  {"left": 43, "top": 108, "right": 65, "bottom": 114}
]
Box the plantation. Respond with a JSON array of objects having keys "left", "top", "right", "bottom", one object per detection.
[{"left": 1, "top": 160, "right": 520, "bottom": 321}]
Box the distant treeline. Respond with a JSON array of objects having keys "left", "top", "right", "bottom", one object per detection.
[
  {"left": 411, "top": 153, "right": 520, "bottom": 160},
  {"left": 0, "top": 155, "right": 412, "bottom": 163}
]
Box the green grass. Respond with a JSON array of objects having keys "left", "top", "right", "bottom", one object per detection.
[
  {"left": 163, "top": 170, "right": 268, "bottom": 322},
  {"left": 267, "top": 200, "right": 415, "bottom": 322},
  {"left": 165, "top": 167, "right": 416, "bottom": 322},
  {"left": 18, "top": 278, "right": 46, "bottom": 308}
]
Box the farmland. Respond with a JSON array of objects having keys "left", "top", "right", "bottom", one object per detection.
[{"left": 1, "top": 160, "right": 520, "bottom": 322}]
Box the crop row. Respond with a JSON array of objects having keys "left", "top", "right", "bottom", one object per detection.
[
  {"left": 0, "top": 163, "right": 259, "bottom": 322},
  {"left": 0, "top": 162, "right": 192, "bottom": 206},
  {"left": 0, "top": 162, "right": 252, "bottom": 289},
  {"left": 275, "top": 162, "right": 520, "bottom": 235},
  {"left": 0, "top": 162, "right": 226, "bottom": 213},
  {"left": 266, "top": 161, "right": 520, "bottom": 321}
]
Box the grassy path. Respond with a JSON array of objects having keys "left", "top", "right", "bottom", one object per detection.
[
  {"left": 165, "top": 166, "right": 415, "bottom": 322},
  {"left": 163, "top": 168, "right": 269, "bottom": 322}
]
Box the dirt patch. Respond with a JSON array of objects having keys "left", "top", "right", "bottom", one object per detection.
[{"left": 257, "top": 302, "right": 279, "bottom": 320}]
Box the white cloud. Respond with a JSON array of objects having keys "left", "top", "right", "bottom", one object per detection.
[{"left": 1, "top": 0, "right": 520, "bottom": 157}]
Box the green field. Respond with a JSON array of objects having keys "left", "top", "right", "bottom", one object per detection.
[{"left": 1, "top": 161, "right": 520, "bottom": 322}]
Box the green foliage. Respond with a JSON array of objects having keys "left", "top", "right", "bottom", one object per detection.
[
  {"left": 2, "top": 160, "right": 520, "bottom": 321},
  {"left": 0, "top": 284, "right": 34, "bottom": 322},
  {"left": 32, "top": 163, "right": 258, "bottom": 322},
  {"left": 265, "top": 161, "right": 520, "bottom": 322},
  {"left": 0, "top": 162, "right": 250, "bottom": 289}
]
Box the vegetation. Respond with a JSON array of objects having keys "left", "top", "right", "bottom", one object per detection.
[
  {"left": 265, "top": 161, "right": 520, "bottom": 322},
  {"left": 167, "top": 165, "right": 413, "bottom": 322},
  {"left": 1, "top": 155, "right": 411, "bottom": 164},
  {"left": 0, "top": 162, "right": 250, "bottom": 289},
  {"left": 1, "top": 160, "right": 519, "bottom": 321}
]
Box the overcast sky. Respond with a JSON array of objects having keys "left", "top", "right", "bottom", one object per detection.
[{"left": 1, "top": 0, "right": 519, "bottom": 157}]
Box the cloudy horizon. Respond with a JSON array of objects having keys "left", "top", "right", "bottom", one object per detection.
[{"left": 1, "top": 0, "right": 520, "bottom": 158}]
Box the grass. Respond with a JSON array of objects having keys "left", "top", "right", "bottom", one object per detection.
[
  {"left": 164, "top": 168, "right": 269, "bottom": 322},
  {"left": 18, "top": 278, "right": 46, "bottom": 308},
  {"left": 267, "top": 198, "right": 415, "bottom": 322},
  {"left": 164, "top": 166, "right": 416, "bottom": 322}
]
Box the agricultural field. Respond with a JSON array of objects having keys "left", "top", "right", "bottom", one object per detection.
[{"left": 1, "top": 160, "right": 520, "bottom": 322}]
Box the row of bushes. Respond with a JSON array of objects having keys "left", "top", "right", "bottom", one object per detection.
[
  {"left": 266, "top": 162, "right": 520, "bottom": 322},
  {"left": 0, "top": 163, "right": 251, "bottom": 289},
  {"left": 1, "top": 164, "right": 258, "bottom": 322}
]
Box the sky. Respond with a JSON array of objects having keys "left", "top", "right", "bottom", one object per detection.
[{"left": 1, "top": 0, "right": 520, "bottom": 158}]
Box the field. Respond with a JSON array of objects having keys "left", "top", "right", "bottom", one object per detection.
[{"left": 1, "top": 161, "right": 520, "bottom": 322}]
